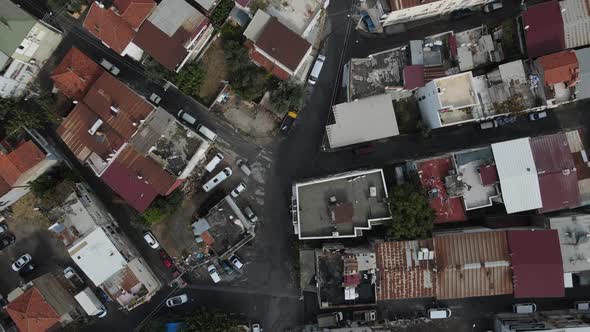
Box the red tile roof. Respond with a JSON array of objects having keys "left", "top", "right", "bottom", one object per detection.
[
  {"left": 100, "top": 158, "right": 159, "bottom": 212},
  {"left": 114, "top": 0, "right": 155, "bottom": 29},
  {"left": 51, "top": 48, "right": 104, "bottom": 100},
  {"left": 83, "top": 2, "right": 135, "bottom": 53},
  {"left": 254, "top": 17, "right": 311, "bottom": 72},
  {"left": 403, "top": 65, "right": 425, "bottom": 90},
  {"left": 133, "top": 21, "right": 189, "bottom": 71},
  {"left": 538, "top": 50, "right": 579, "bottom": 86},
  {"left": 114, "top": 146, "right": 177, "bottom": 196},
  {"left": 375, "top": 240, "right": 436, "bottom": 300},
  {"left": 249, "top": 49, "right": 290, "bottom": 80},
  {"left": 507, "top": 230, "right": 564, "bottom": 298},
  {"left": 417, "top": 157, "right": 466, "bottom": 224},
  {"left": 522, "top": 1, "right": 565, "bottom": 58},
  {"left": 530, "top": 133, "right": 580, "bottom": 213},
  {"left": 83, "top": 72, "right": 154, "bottom": 141},
  {"left": 434, "top": 231, "right": 513, "bottom": 300},
  {"left": 0, "top": 141, "right": 45, "bottom": 186},
  {"left": 6, "top": 288, "right": 60, "bottom": 332}
]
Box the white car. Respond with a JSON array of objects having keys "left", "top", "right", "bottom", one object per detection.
[
  {"left": 143, "top": 231, "right": 160, "bottom": 249},
  {"left": 229, "top": 255, "right": 243, "bottom": 270},
  {"left": 230, "top": 182, "right": 247, "bottom": 198},
  {"left": 12, "top": 253, "right": 32, "bottom": 272},
  {"left": 0, "top": 224, "right": 7, "bottom": 234},
  {"left": 166, "top": 294, "right": 189, "bottom": 307},
  {"left": 207, "top": 265, "right": 221, "bottom": 283},
  {"left": 251, "top": 323, "right": 261, "bottom": 332},
  {"left": 203, "top": 168, "right": 232, "bottom": 192}
]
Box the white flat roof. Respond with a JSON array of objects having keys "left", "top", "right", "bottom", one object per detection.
[
  {"left": 491, "top": 138, "right": 542, "bottom": 214},
  {"left": 499, "top": 60, "right": 527, "bottom": 85},
  {"left": 326, "top": 94, "right": 399, "bottom": 148},
  {"left": 243, "top": 10, "right": 271, "bottom": 42},
  {"left": 68, "top": 228, "right": 127, "bottom": 286}
]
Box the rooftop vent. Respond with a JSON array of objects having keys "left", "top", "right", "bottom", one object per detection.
[{"left": 110, "top": 105, "right": 120, "bottom": 115}]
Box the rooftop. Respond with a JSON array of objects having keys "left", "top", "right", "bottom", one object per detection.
[
  {"left": 294, "top": 169, "right": 390, "bottom": 240},
  {"left": 0, "top": 0, "right": 36, "bottom": 56},
  {"left": 403, "top": 65, "right": 425, "bottom": 90},
  {"left": 434, "top": 231, "right": 513, "bottom": 300},
  {"left": 550, "top": 214, "right": 590, "bottom": 273},
  {"left": 6, "top": 288, "right": 60, "bottom": 332},
  {"left": 454, "top": 148, "right": 500, "bottom": 210},
  {"left": 507, "top": 230, "right": 564, "bottom": 298},
  {"left": 326, "top": 94, "right": 400, "bottom": 149},
  {"left": 0, "top": 141, "right": 46, "bottom": 187},
  {"left": 83, "top": 2, "right": 135, "bottom": 53},
  {"left": 576, "top": 48, "right": 590, "bottom": 99},
  {"left": 348, "top": 48, "right": 405, "bottom": 100},
  {"left": 375, "top": 240, "right": 436, "bottom": 301},
  {"left": 416, "top": 157, "right": 466, "bottom": 223},
  {"left": 491, "top": 138, "right": 543, "bottom": 214},
  {"left": 243, "top": 10, "right": 271, "bottom": 42},
  {"left": 68, "top": 228, "right": 128, "bottom": 286},
  {"left": 317, "top": 249, "right": 376, "bottom": 308},
  {"left": 566, "top": 129, "right": 590, "bottom": 205},
  {"left": 51, "top": 48, "right": 104, "bottom": 100},
  {"left": 530, "top": 133, "right": 580, "bottom": 213},
  {"left": 113, "top": 0, "right": 155, "bottom": 29},
  {"left": 435, "top": 72, "right": 477, "bottom": 109},
  {"left": 255, "top": 17, "right": 311, "bottom": 72},
  {"left": 99, "top": 159, "right": 158, "bottom": 212},
  {"left": 455, "top": 27, "right": 499, "bottom": 71},
  {"left": 263, "top": 0, "right": 325, "bottom": 36},
  {"left": 537, "top": 50, "right": 579, "bottom": 86},
  {"left": 200, "top": 196, "right": 251, "bottom": 255},
  {"left": 560, "top": 0, "right": 590, "bottom": 50},
  {"left": 522, "top": 0, "right": 565, "bottom": 58},
  {"left": 387, "top": 0, "right": 438, "bottom": 11}
]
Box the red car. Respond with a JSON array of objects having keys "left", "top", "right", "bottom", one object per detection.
[{"left": 159, "top": 250, "right": 174, "bottom": 269}]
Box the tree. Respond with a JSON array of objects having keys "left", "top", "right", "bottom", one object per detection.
[
  {"left": 28, "top": 164, "right": 79, "bottom": 199},
  {"left": 386, "top": 177, "right": 435, "bottom": 240},
  {"left": 269, "top": 81, "right": 304, "bottom": 115},
  {"left": 220, "top": 23, "right": 244, "bottom": 43},
  {"left": 0, "top": 94, "right": 58, "bottom": 137},
  {"left": 140, "top": 190, "right": 183, "bottom": 225},
  {"left": 210, "top": 0, "right": 235, "bottom": 27},
  {"left": 175, "top": 63, "right": 207, "bottom": 97},
  {"left": 248, "top": 0, "right": 269, "bottom": 14},
  {"left": 492, "top": 95, "right": 525, "bottom": 114},
  {"left": 181, "top": 309, "right": 241, "bottom": 332}
]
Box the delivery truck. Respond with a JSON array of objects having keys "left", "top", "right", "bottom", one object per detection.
[{"left": 75, "top": 288, "right": 107, "bottom": 318}]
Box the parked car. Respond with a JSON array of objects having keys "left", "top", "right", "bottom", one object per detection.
[
  {"left": 203, "top": 168, "right": 232, "bottom": 192},
  {"left": 482, "top": 1, "right": 503, "bottom": 12},
  {"left": 529, "top": 111, "right": 547, "bottom": 121},
  {"left": 0, "top": 224, "right": 7, "bottom": 234},
  {"left": 12, "top": 253, "right": 32, "bottom": 272},
  {"left": 0, "top": 234, "right": 16, "bottom": 250},
  {"left": 251, "top": 324, "right": 261, "bottom": 332},
  {"left": 64, "top": 266, "right": 85, "bottom": 290},
  {"left": 231, "top": 182, "right": 247, "bottom": 198},
  {"left": 494, "top": 115, "right": 517, "bottom": 126},
  {"left": 166, "top": 294, "right": 189, "bottom": 307},
  {"left": 99, "top": 59, "right": 120, "bottom": 75},
  {"left": 479, "top": 120, "right": 497, "bottom": 130},
  {"left": 428, "top": 308, "right": 452, "bottom": 319},
  {"left": 149, "top": 93, "right": 162, "bottom": 104},
  {"left": 143, "top": 231, "right": 160, "bottom": 249},
  {"left": 177, "top": 109, "right": 197, "bottom": 126},
  {"left": 513, "top": 303, "right": 537, "bottom": 314},
  {"left": 96, "top": 287, "right": 112, "bottom": 303},
  {"left": 575, "top": 301, "right": 590, "bottom": 311},
  {"left": 220, "top": 261, "right": 234, "bottom": 275},
  {"left": 205, "top": 153, "right": 224, "bottom": 173},
  {"left": 280, "top": 112, "right": 297, "bottom": 134},
  {"left": 308, "top": 55, "right": 326, "bottom": 85},
  {"left": 244, "top": 206, "right": 258, "bottom": 223},
  {"left": 229, "top": 255, "right": 243, "bottom": 270},
  {"left": 360, "top": 11, "right": 376, "bottom": 32},
  {"left": 170, "top": 271, "right": 188, "bottom": 288},
  {"left": 236, "top": 159, "right": 252, "bottom": 176},
  {"left": 207, "top": 265, "right": 221, "bottom": 283},
  {"left": 450, "top": 8, "right": 473, "bottom": 20},
  {"left": 159, "top": 250, "right": 174, "bottom": 269}
]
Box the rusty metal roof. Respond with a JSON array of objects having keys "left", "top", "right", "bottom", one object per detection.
[
  {"left": 114, "top": 146, "right": 177, "bottom": 195},
  {"left": 375, "top": 240, "right": 436, "bottom": 300},
  {"left": 434, "top": 231, "right": 513, "bottom": 299}
]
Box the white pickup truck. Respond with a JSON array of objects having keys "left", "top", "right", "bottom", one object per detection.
[{"left": 75, "top": 288, "right": 107, "bottom": 318}]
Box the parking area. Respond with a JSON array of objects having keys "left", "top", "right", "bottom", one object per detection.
[{"left": 0, "top": 194, "right": 72, "bottom": 296}]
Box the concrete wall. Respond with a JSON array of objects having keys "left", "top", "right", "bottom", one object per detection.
[
  {"left": 382, "top": 0, "right": 486, "bottom": 26},
  {"left": 416, "top": 80, "right": 443, "bottom": 128}
]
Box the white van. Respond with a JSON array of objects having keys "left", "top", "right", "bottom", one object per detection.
[
  {"left": 205, "top": 153, "right": 224, "bottom": 172},
  {"left": 513, "top": 303, "right": 537, "bottom": 314},
  {"left": 308, "top": 55, "right": 326, "bottom": 85},
  {"left": 177, "top": 110, "right": 197, "bottom": 126},
  {"left": 428, "top": 308, "right": 451, "bottom": 319},
  {"left": 202, "top": 167, "right": 232, "bottom": 192},
  {"left": 207, "top": 265, "right": 221, "bottom": 283},
  {"left": 197, "top": 124, "right": 217, "bottom": 142},
  {"left": 236, "top": 159, "right": 251, "bottom": 176}
]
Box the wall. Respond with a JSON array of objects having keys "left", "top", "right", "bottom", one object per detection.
[
  {"left": 416, "top": 80, "right": 443, "bottom": 128},
  {"left": 382, "top": 0, "right": 486, "bottom": 26}
]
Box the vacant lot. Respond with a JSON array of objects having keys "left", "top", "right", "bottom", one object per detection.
[{"left": 198, "top": 39, "right": 228, "bottom": 106}]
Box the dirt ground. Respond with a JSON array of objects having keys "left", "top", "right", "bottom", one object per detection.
[{"left": 198, "top": 38, "right": 227, "bottom": 106}]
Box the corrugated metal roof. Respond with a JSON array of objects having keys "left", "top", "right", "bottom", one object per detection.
[
  {"left": 327, "top": 94, "right": 399, "bottom": 149},
  {"left": 375, "top": 240, "right": 435, "bottom": 301},
  {"left": 561, "top": 0, "right": 590, "bottom": 50},
  {"left": 530, "top": 133, "right": 580, "bottom": 213},
  {"left": 522, "top": 1, "right": 565, "bottom": 58},
  {"left": 491, "top": 138, "right": 543, "bottom": 213},
  {"left": 255, "top": 17, "right": 311, "bottom": 72},
  {"left": 507, "top": 230, "right": 564, "bottom": 298},
  {"left": 434, "top": 231, "right": 513, "bottom": 300},
  {"left": 576, "top": 48, "right": 590, "bottom": 99}
]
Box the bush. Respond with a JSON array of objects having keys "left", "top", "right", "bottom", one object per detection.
[
  {"left": 140, "top": 190, "right": 183, "bottom": 225},
  {"left": 175, "top": 63, "right": 207, "bottom": 97},
  {"left": 248, "top": 0, "right": 268, "bottom": 14},
  {"left": 210, "top": 0, "right": 235, "bottom": 27},
  {"left": 0, "top": 93, "right": 58, "bottom": 137},
  {"left": 386, "top": 175, "right": 435, "bottom": 240},
  {"left": 222, "top": 40, "right": 270, "bottom": 101},
  {"left": 29, "top": 164, "right": 79, "bottom": 199},
  {"left": 269, "top": 81, "right": 304, "bottom": 115}
]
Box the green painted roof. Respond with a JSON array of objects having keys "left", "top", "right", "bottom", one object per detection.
[{"left": 0, "top": 0, "right": 36, "bottom": 56}]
